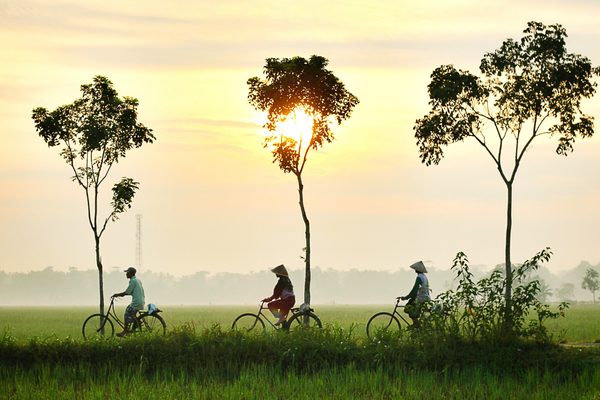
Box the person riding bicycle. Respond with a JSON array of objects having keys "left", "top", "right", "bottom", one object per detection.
[
  {"left": 112, "top": 267, "right": 145, "bottom": 337},
  {"left": 262, "top": 264, "right": 295, "bottom": 326},
  {"left": 400, "top": 261, "right": 430, "bottom": 328}
]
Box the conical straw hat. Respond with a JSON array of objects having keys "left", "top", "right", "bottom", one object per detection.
[
  {"left": 271, "top": 264, "right": 289, "bottom": 277},
  {"left": 409, "top": 261, "right": 427, "bottom": 273}
]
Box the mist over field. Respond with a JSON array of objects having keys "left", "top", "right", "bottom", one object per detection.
[{"left": 1, "top": 260, "right": 598, "bottom": 306}]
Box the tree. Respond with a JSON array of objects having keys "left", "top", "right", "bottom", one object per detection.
[
  {"left": 535, "top": 278, "right": 553, "bottom": 304},
  {"left": 413, "top": 22, "right": 599, "bottom": 315},
  {"left": 32, "top": 75, "right": 154, "bottom": 316},
  {"left": 247, "top": 55, "right": 359, "bottom": 305},
  {"left": 581, "top": 268, "right": 600, "bottom": 303},
  {"left": 557, "top": 282, "right": 575, "bottom": 302}
]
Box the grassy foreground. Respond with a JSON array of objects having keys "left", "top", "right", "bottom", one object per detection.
[
  {"left": 2, "top": 322, "right": 600, "bottom": 399},
  {"left": 3, "top": 362, "right": 600, "bottom": 400},
  {"left": 2, "top": 304, "right": 600, "bottom": 399}
]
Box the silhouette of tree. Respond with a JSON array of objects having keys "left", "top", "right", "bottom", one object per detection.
[{"left": 247, "top": 55, "right": 359, "bottom": 305}]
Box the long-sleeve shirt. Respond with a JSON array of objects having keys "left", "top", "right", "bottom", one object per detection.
[
  {"left": 269, "top": 276, "right": 295, "bottom": 300},
  {"left": 405, "top": 273, "right": 430, "bottom": 302}
]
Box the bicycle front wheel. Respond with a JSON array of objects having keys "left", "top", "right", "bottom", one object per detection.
[
  {"left": 82, "top": 314, "right": 114, "bottom": 340},
  {"left": 137, "top": 313, "right": 167, "bottom": 335},
  {"left": 286, "top": 312, "right": 322, "bottom": 332},
  {"left": 231, "top": 313, "right": 265, "bottom": 332},
  {"left": 366, "top": 312, "right": 401, "bottom": 337}
]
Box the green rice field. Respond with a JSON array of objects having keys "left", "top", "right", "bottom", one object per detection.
[
  {"left": 2, "top": 304, "right": 600, "bottom": 399},
  {"left": 2, "top": 303, "right": 600, "bottom": 343},
  {"left": 0, "top": 304, "right": 381, "bottom": 341}
]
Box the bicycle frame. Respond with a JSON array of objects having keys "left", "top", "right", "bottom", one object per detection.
[
  {"left": 256, "top": 301, "right": 313, "bottom": 329},
  {"left": 103, "top": 296, "right": 151, "bottom": 331},
  {"left": 256, "top": 301, "right": 289, "bottom": 329},
  {"left": 390, "top": 297, "right": 413, "bottom": 326},
  {"left": 90, "top": 296, "right": 125, "bottom": 331},
  {"left": 83, "top": 296, "right": 165, "bottom": 340}
]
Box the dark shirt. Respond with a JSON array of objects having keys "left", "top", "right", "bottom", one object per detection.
[
  {"left": 273, "top": 276, "right": 294, "bottom": 299},
  {"left": 406, "top": 276, "right": 424, "bottom": 300}
]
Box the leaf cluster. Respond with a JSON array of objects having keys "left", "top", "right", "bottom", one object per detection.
[
  {"left": 31, "top": 76, "right": 154, "bottom": 227},
  {"left": 247, "top": 55, "right": 359, "bottom": 174},
  {"left": 414, "top": 21, "right": 600, "bottom": 166},
  {"left": 110, "top": 177, "right": 139, "bottom": 221},
  {"left": 32, "top": 76, "right": 154, "bottom": 167}
]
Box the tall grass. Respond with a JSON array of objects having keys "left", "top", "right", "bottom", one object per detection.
[
  {"left": 3, "top": 322, "right": 600, "bottom": 399},
  {"left": 3, "top": 363, "right": 600, "bottom": 400},
  {"left": 2, "top": 323, "right": 599, "bottom": 374}
]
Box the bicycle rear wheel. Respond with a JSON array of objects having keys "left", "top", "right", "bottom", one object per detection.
[
  {"left": 286, "top": 312, "right": 322, "bottom": 332},
  {"left": 366, "top": 312, "right": 401, "bottom": 337},
  {"left": 231, "top": 313, "right": 265, "bottom": 332},
  {"left": 82, "top": 314, "right": 114, "bottom": 340},
  {"left": 136, "top": 313, "right": 167, "bottom": 335}
]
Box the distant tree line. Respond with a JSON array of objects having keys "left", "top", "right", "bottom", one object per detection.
[{"left": 1, "top": 261, "right": 598, "bottom": 306}]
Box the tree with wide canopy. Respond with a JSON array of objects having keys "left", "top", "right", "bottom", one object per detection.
[{"left": 413, "top": 22, "right": 599, "bottom": 319}]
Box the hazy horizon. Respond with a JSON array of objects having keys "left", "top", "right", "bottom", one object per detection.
[
  {"left": 1, "top": 1, "right": 599, "bottom": 280},
  {"left": 2, "top": 259, "right": 598, "bottom": 306}
]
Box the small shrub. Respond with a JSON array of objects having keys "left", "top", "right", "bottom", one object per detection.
[{"left": 423, "top": 248, "right": 568, "bottom": 345}]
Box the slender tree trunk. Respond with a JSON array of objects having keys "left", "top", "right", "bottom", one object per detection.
[
  {"left": 504, "top": 182, "right": 513, "bottom": 325},
  {"left": 296, "top": 173, "right": 311, "bottom": 306},
  {"left": 95, "top": 236, "right": 104, "bottom": 316}
]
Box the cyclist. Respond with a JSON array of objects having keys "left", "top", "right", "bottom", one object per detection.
[
  {"left": 262, "top": 264, "right": 295, "bottom": 326},
  {"left": 112, "top": 267, "right": 145, "bottom": 337},
  {"left": 400, "top": 261, "right": 430, "bottom": 328}
]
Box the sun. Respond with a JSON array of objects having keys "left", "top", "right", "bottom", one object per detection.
[{"left": 280, "top": 108, "right": 313, "bottom": 144}]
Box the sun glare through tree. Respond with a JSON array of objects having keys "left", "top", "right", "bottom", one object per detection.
[
  {"left": 248, "top": 55, "right": 359, "bottom": 307},
  {"left": 279, "top": 108, "right": 313, "bottom": 147}
]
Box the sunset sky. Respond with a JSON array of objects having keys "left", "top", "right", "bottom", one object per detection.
[{"left": 1, "top": 0, "right": 599, "bottom": 282}]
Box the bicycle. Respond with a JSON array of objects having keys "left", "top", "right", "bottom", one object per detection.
[
  {"left": 365, "top": 297, "right": 415, "bottom": 337},
  {"left": 82, "top": 296, "right": 167, "bottom": 340},
  {"left": 232, "top": 301, "right": 322, "bottom": 332}
]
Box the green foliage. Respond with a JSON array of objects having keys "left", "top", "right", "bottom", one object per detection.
[
  {"left": 32, "top": 75, "right": 154, "bottom": 313},
  {"left": 110, "top": 177, "right": 139, "bottom": 221},
  {"left": 32, "top": 76, "right": 154, "bottom": 226},
  {"left": 414, "top": 21, "right": 599, "bottom": 166},
  {"left": 32, "top": 76, "right": 154, "bottom": 168},
  {"left": 3, "top": 306, "right": 600, "bottom": 398},
  {"left": 412, "top": 21, "right": 600, "bottom": 314},
  {"left": 426, "top": 248, "right": 568, "bottom": 343},
  {"left": 1, "top": 323, "right": 596, "bottom": 376}
]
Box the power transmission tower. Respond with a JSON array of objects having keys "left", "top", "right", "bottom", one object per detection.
[{"left": 135, "top": 214, "right": 142, "bottom": 272}]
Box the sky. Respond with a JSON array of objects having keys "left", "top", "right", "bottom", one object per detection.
[{"left": 1, "top": 0, "right": 599, "bottom": 280}]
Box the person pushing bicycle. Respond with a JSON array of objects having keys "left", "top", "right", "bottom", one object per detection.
[
  {"left": 400, "top": 261, "right": 430, "bottom": 328},
  {"left": 112, "top": 267, "right": 145, "bottom": 337},
  {"left": 262, "top": 264, "right": 295, "bottom": 326}
]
